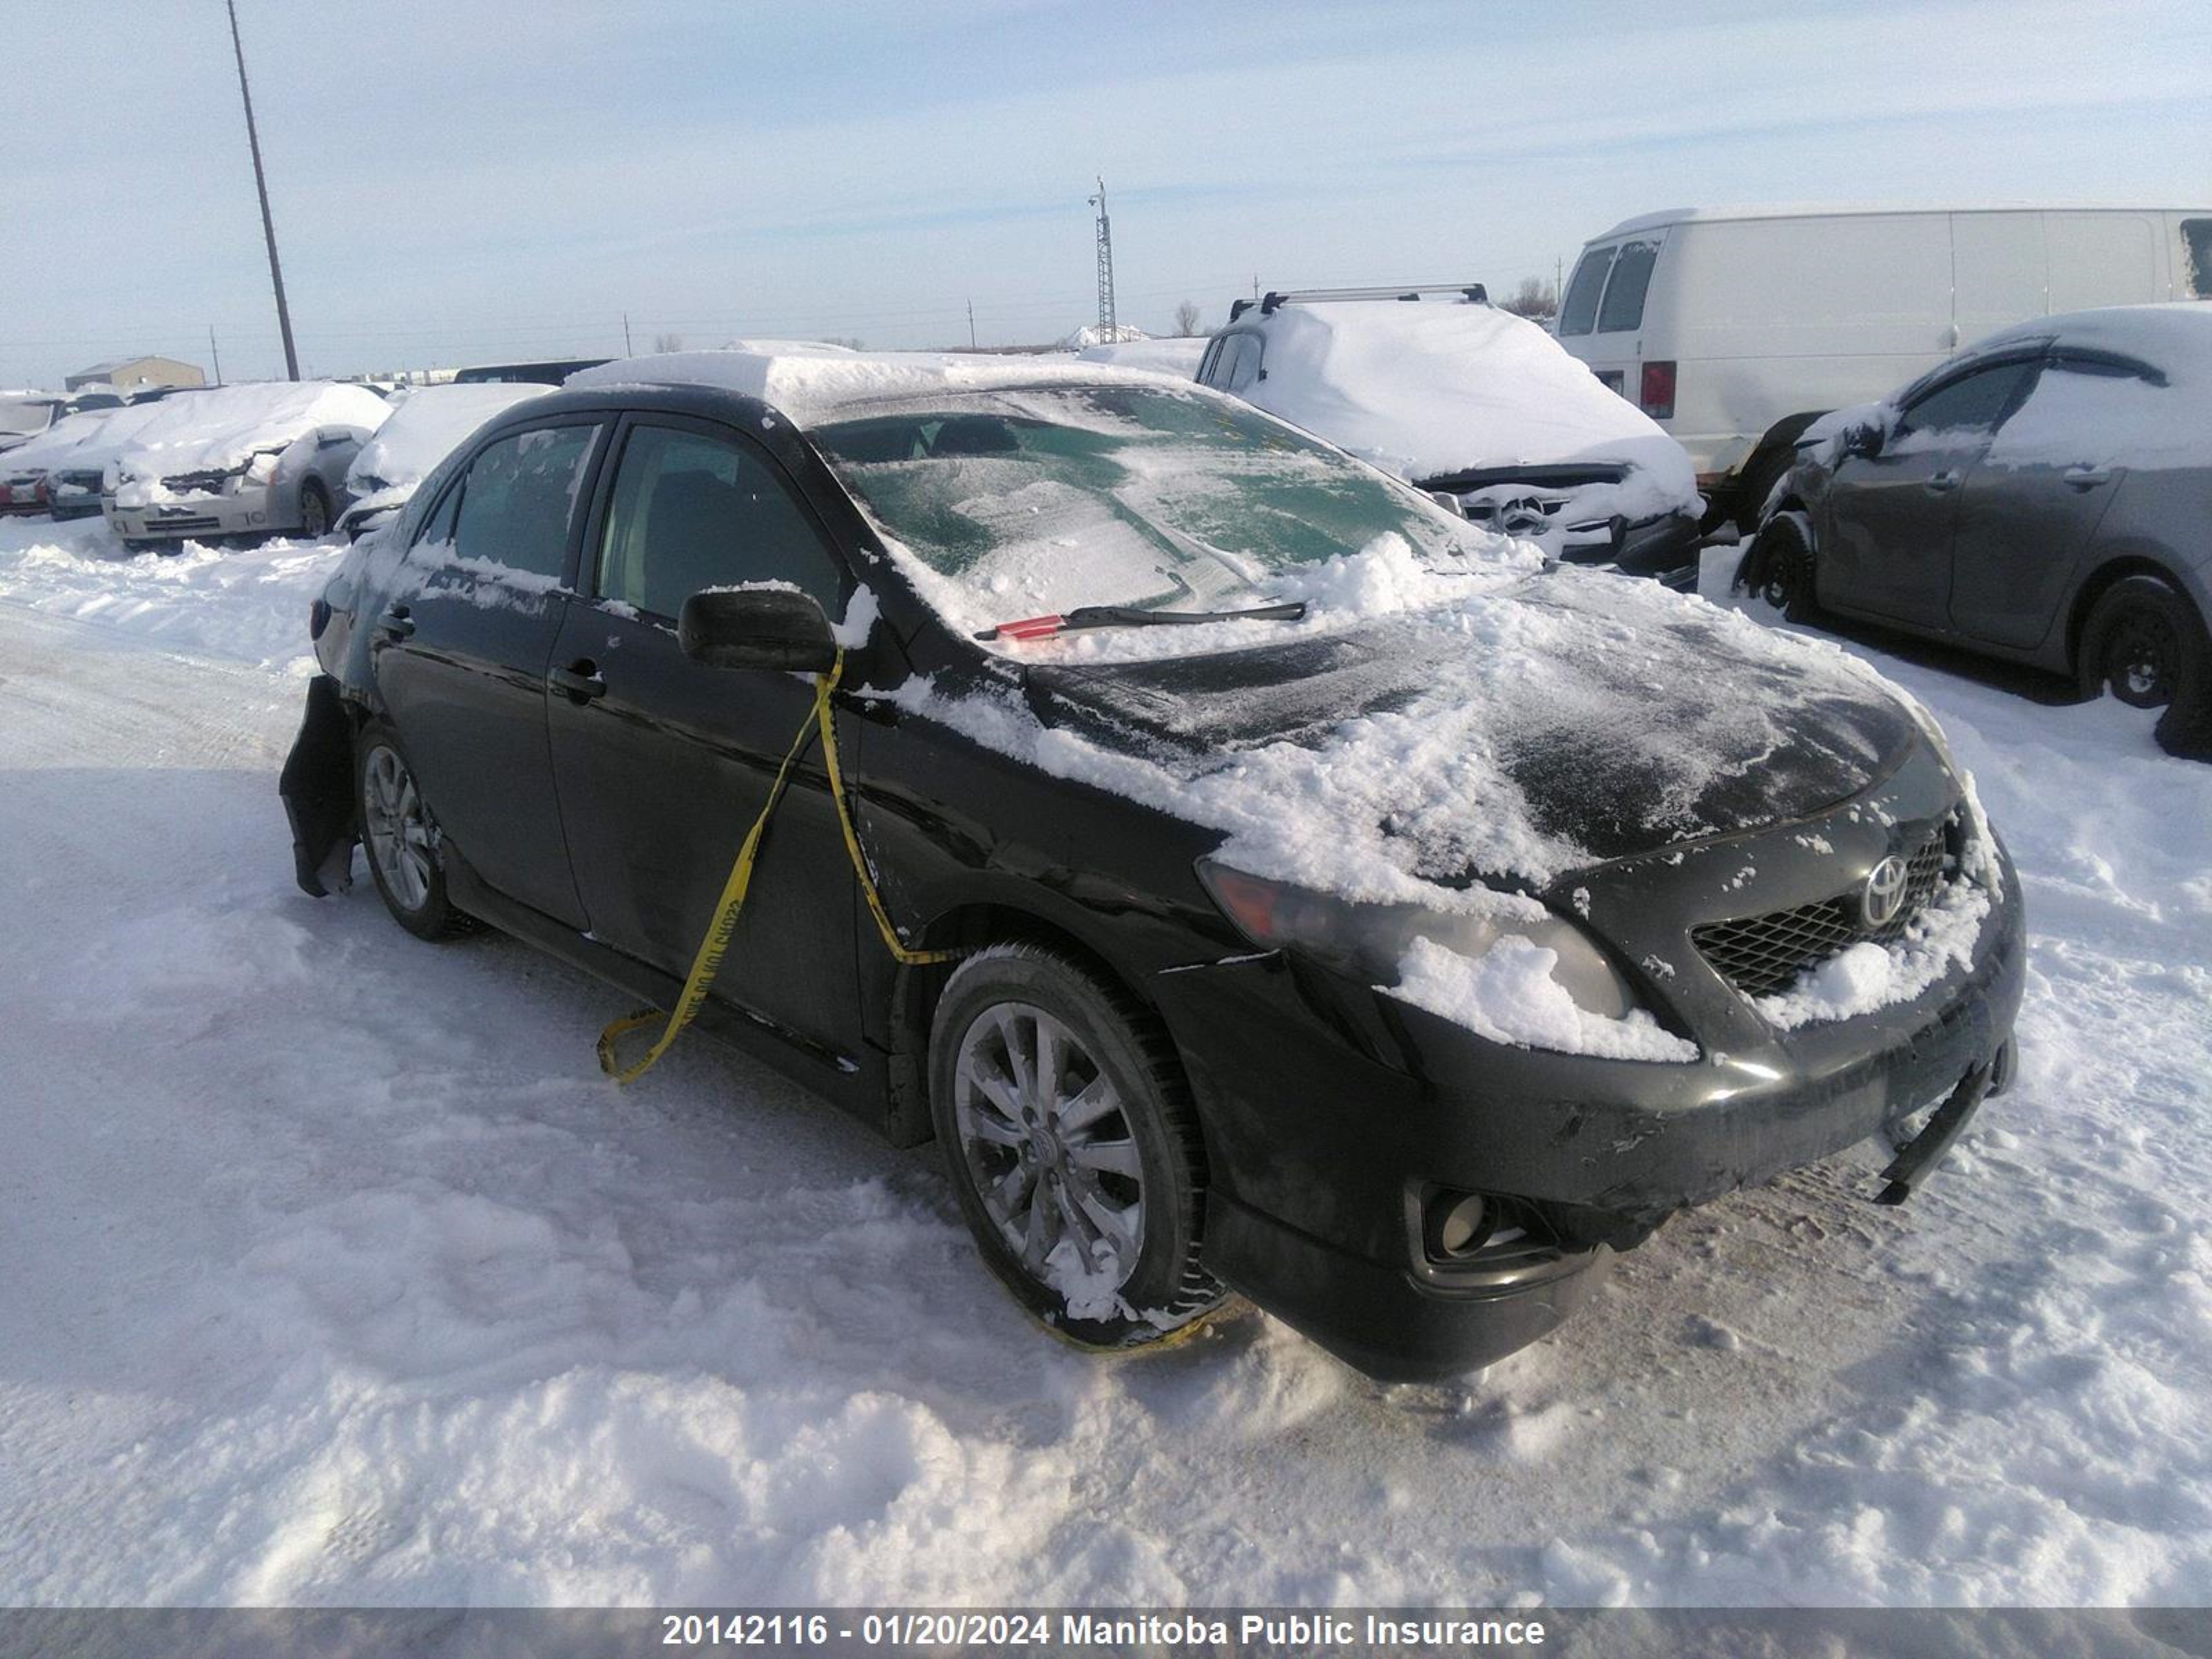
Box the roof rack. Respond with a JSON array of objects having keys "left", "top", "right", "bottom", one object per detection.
[{"left": 1230, "top": 283, "right": 1490, "bottom": 321}]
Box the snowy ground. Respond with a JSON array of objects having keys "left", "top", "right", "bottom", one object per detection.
[{"left": 1, "top": 517, "right": 2208, "bottom": 1607}]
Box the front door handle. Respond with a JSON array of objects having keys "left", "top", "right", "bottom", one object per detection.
[
  {"left": 2062, "top": 466, "right": 2111, "bottom": 489},
  {"left": 1925, "top": 469, "right": 1962, "bottom": 494},
  {"left": 379, "top": 605, "right": 415, "bottom": 639},
  {"left": 548, "top": 659, "right": 607, "bottom": 702}
]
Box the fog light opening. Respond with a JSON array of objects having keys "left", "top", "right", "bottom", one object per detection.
[{"left": 1423, "top": 1190, "right": 1497, "bottom": 1262}]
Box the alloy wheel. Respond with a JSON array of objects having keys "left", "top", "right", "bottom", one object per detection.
[
  {"left": 952, "top": 1001, "right": 1147, "bottom": 1290},
  {"left": 362, "top": 743, "right": 435, "bottom": 911}
]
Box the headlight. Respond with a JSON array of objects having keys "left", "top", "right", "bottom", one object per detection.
[
  {"left": 1195, "top": 858, "right": 1641, "bottom": 1020},
  {"left": 1898, "top": 691, "right": 1959, "bottom": 778},
  {"left": 234, "top": 451, "right": 281, "bottom": 490}
]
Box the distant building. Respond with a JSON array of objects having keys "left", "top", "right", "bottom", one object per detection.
[{"left": 64, "top": 356, "right": 208, "bottom": 394}]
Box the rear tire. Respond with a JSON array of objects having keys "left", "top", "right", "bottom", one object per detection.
[
  {"left": 355, "top": 722, "right": 471, "bottom": 940},
  {"left": 928, "top": 944, "right": 1226, "bottom": 1349},
  {"left": 2079, "top": 576, "right": 2202, "bottom": 711}
]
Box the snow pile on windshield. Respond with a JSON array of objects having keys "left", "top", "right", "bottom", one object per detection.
[
  {"left": 1233, "top": 301, "right": 1698, "bottom": 518},
  {"left": 346, "top": 382, "right": 545, "bottom": 494},
  {"left": 107, "top": 381, "right": 390, "bottom": 479}
]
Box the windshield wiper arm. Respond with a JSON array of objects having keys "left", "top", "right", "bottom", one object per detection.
[{"left": 975, "top": 601, "right": 1306, "bottom": 642}]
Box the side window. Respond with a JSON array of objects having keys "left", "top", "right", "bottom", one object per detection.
[
  {"left": 1595, "top": 240, "right": 1659, "bottom": 332},
  {"left": 410, "top": 474, "right": 463, "bottom": 550},
  {"left": 447, "top": 424, "right": 600, "bottom": 580},
  {"left": 1224, "top": 334, "right": 1264, "bottom": 393},
  {"left": 1557, "top": 247, "right": 1615, "bottom": 337},
  {"left": 2180, "top": 219, "right": 2211, "bottom": 298},
  {"left": 595, "top": 424, "right": 846, "bottom": 620},
  {"left": 1196, "top": 337, "right": 1226, "bottom": 386},
  {"left": 1896, "top": 359, "right": 2038, "bottom": 438}
]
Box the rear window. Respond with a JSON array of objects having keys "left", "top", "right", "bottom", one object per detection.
[
  {"left": 1595, "top": 240, "right": 1659, "bottom": 332},
  {"left": 2185, "top": 219, "right": 2212, "bottom": 299},
  {"left": 1557, "top": 247, "right": 1615, "bottom": 337}
]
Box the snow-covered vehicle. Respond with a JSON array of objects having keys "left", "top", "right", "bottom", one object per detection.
[
  {"left": 282, "top": 350, "right": 2023, "bottom": 1381},
  {"left": 337, "top": 382, "right": 548, "bottom": 541},
  {"left": 0, "top": 399, "right": 180, "bottom": 520},
  {"left": 1195, "top": 286, "right": 1704, "bottom": 577},
  {"left": 104, "top": 381, "right": 390, "bottom": 546},
  {"left": 1739, "top": 304, "right": 2212, "bottom": 758},
  {"left": 0, "top": 393, "right": 68, "bottom": 459}
]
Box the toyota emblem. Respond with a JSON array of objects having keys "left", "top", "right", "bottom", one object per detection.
[{"left": 1860, "top": 855, "right": 1909, "bottom": 930}]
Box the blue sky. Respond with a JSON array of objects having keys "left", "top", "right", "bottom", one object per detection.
[{"left": 6, "top": 0, "right": 2208, "bottom": 386}]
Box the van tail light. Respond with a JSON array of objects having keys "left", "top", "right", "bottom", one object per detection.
[{"left": 1640, "top": 360, "right": 1676, "bottom": 420}]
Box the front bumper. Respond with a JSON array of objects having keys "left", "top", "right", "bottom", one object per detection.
[
  {"left": 1559, "top": 507, "right": 1705, "bottom": 578},
  {"left": 109, "top": 485, "right": 276, "bottom": 541},
  {"left": 1156, "top": 755, "right": 2026, "bottom": 1380}
]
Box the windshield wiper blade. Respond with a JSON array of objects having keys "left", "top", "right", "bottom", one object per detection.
[{"left": 975, "top": 601, "right": 1306, "bottom": 642}]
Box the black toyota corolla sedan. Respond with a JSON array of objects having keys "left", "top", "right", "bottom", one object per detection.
[{"left": 281, "top": 353, "right": 2025, "bottom": 1381}]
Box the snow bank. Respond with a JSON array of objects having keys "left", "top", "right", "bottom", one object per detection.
[
  {"left": 1231, "top": 300, "right": 1698, "bottom": 523},
  {"left": 1076, "top": 337, "right": 1209, "bottom": 376},
  {"left": 0, "top": 516, "right": 337, "bottom": 673}
]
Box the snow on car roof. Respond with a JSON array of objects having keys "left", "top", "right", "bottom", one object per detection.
[
  {"left": 564, "top": 344, "right": 1193, "bottom": 424},
  {"left": 1590, "top": 202, "right": 2211, "bottom": 241},
  {"left": 345, "top": 382, "right": 546, "bottom": 493},
  {"left": 109, "top": 381, "right": 391, "bottom": 476},
  {"left": 1227, "top": 298, "right": 1695, "bottom": 499},
  {"left": 1967, "top": 301, "right": 2212, "bottom": 367}
]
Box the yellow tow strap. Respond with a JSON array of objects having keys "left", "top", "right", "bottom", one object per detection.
[{"left": 597, "top": 648, "right": 961, "bottom": 1084}]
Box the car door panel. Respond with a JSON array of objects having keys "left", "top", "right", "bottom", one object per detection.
[
  {"left": 1821, "top": 357, "right": 2039, "bottom": 629},
  {"left": 1951, "top": 357, "right": 2152, "bottom": 648},
  {"left": 544, "top": 415, "right": 866, "bottom": 1058},
  {"left": 371, "top": 419, "right": 605, "bottom": 927}
]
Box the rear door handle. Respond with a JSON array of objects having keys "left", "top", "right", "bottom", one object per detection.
[
  {"left": 548, "top": 659, "right": 606, "bottom": 702},
  {"left": 1925, "top": 469, "right": 1962, "bottom": 493},
  {"left": 379, "top": 605, "right": 414, "bottom": 639},
  {"left": 2063, "top": 466, "right": 2111, "bottom": 489}
]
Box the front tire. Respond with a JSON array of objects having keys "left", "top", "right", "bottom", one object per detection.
[
  {"left": 355, "top": 722, "right": 470, "bottom": 939},
  {"left": 1747, "top": 510, "right": 1819, "bottom": 621},
  {"left": 928, "top": 944, "right": 1225, "bottom": 1349},
  {"left": 298, "top": 480, "right": 332, "bottom": 540}
]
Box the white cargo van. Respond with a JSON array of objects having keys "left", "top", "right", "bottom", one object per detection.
[{"left": 1556, "top": 205, "right": 2212, "bottom": 526}]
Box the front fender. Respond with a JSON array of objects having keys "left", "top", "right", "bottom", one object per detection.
[{"left": 279, "top": 675, "right": 357, "bottom": 897}]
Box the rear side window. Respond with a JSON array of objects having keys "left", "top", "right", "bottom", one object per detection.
[
  {"left": 1224, "top": 334, "right": 1264, "bottom": 393},
  {"left": 1595, "top": 240, "right": 1659, "bottom": 332},
  {"left": 2184, "top": 219, "right": 2212, "bottom": 298},
  {"left": 1557, "top": 247, "right": 1615, "bottom": 337},
  {"left": 1897, "top": 359, "right": 2039, "bottom": 436},
  {"left": 447, "top": 424, "right": 600, "bottom": 581},
  {"left": 594, "top": 423, "right": 846, "bottom": 620}
]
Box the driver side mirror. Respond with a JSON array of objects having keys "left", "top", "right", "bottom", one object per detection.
[
  {"left": 1427, "top": 489, "right": 1468, "bottom": 518},
  {"left": 679, "top": 586, "right": 838, "bottom": 674},
  {"left": 1841, "top": 419, "right": 1886, "bottom": 460}
]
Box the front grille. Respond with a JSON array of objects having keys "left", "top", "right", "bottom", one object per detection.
[
  {"left": 160, "top": 469, "right": 229, "bottom": 494},
  {"left": 1693, "top": 814, "right": 1959, "bottom": 999},
  {"left": 133, "top": 515, "right": 221, "bottom": 534}
]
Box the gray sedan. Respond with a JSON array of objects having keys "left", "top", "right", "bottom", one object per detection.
[{"left": 1739, "top": 305, "right": 2212, "bottom": 758}]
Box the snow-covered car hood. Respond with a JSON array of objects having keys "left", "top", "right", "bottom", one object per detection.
[
  {"left": 107, "top": 382, "right": 388, "bottom": 482},
  {"left": 1002, "top": 570, "right": 1915, "bottom": 885},
  {"left": 1237, "top": 301, "right": 1699, "bottom": 529},
  {"left": 344, "top": 382, "right": 546, "bottom": 498}
]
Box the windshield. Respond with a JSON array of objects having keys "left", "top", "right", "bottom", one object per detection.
[
  {"left": 0, "top": 398, "right": 59, "bottom": 438},
  {"left": 812, "top": 384, "right": 1477, "bottom": 634}
]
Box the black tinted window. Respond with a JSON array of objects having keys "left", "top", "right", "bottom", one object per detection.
[
  {"left": 1558, "top": 247, "right": 1615, "bottom": 336},
  {"left": 2184, "top": 219, "right": 2212, "bottom": 299},
  {"left": 1595, "top": 240, "right": 1658, "bottom": 332},
  {"left": 1898, "top": 360, "right": 2038, "bottom": 436},
  {"left": 449, "top": 424, "right": 599, "bottom": 580},
  {"left": 596, "top": 424, "right": 845, "bottom": 620}
]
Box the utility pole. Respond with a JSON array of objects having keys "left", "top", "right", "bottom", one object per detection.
[
  {"left": 967, "top": 298, "right": 977, "bottom": 350},
  {"left": 1088, "top": 177, "right": 1116, "bottom": 341},
  {"left": 623, "top": 312, "right": 634, "bottom": 355},
  {"left": 225, "top": 0, "right": 299, "bottom": 380},
  {"left": 208, "top": 326, "right": 223, "bottom": 384}
]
